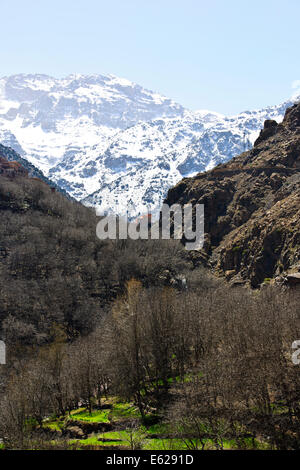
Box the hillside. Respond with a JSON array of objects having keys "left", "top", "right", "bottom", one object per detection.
[
  {"left": 0, "top": 151, "right": 187, "bottom": 351},
  {"left": 0, "top": 143, "right": 72, "bottom": 199},
  {"left": 165, "top": 102, "right": 300, "bottom": 287}
]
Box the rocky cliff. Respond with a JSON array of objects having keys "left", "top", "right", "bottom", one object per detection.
[{"left": 165, "top": 102, "right": 300, "bottom": 287}]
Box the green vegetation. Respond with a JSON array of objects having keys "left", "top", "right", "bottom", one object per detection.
[
  {"left": 37, "top": 399, "right": 272, "bottom": 451},
  {"left": 43, "top": 420, "right": 64, "bottom": 431},
  {"left": 109, "top": 402, "right": 140, "bottom": 420},
  {"left": 70, "top": 409, "right": 110, "bottom": 423},
  {"left": 232, "top": 245, "right": 241, "bottom": 252}
]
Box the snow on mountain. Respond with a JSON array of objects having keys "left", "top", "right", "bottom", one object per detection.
[
  {"left": 0, "top": 73, "right": 184, "bottom": 173},
  {"left": 0, "top": 73, "right": 298, "bottom": 218},
  {"left": 80, "top": 99, "right": 296, "bottom": 217}
]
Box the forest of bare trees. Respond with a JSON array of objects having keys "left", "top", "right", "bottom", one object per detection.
[
  {"left": 1, "top": 276, "right": 299, "bottom": 449},
  {"left": 0, "top": 174, "right": 300, "bottom": 450}
]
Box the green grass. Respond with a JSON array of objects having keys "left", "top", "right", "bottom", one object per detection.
[
  {"left": 109, "top": 403, "right": 140, "bottom": 420},
  {"left": 72, "top": 433, "right": 187, "bottom": 450},
  {"left": 101, "top": 430, "right": 132, "bottom": 440},
  {"left": 43, "top": 416, "right": 65, "bottom": 431},
  {"left": 70, "top": 431, "right": 131, "bottom": 448},
  {"left": 143, "top": 437, "right": 265, "bottom": 451},
  {"left": 70, "top": 409, "right": 110, "bottom": 423},
  {"left": 142, "top": 422, "right": 169, "bottom": 435},
  {"left": 70, "top": 431, "right": 268, "bottom": 451},
  {"left": 43, "top": 399, "right": 272, "bottom": 451},
  {"left": 44, "top": 421, "right": 63, "bottom": 431},
  {"left": 75, "top": 437, "right": 123, "bottom": 447}
]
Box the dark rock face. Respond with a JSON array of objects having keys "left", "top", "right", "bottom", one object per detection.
[
  {"left": 164, "top": 102, "right": 300, "bottom": 287},
  {"left": 284, "top": 102, "right": 300, "bottom": 130},
  {"left": 254, "top": 119, "right": 279, "bottom": 146}
]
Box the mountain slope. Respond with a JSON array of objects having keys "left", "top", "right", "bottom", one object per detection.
[
  {"left": 0, "top": 73, "right": 184, "bottom": 172},
  {"left": 0, "top": 157, "right": 188, "bottom": 348},
  {"left": 0, "top": 143, "right": 72, "bottom": 199},
  {"left": 164, "top": 102, "right": 300, "bottom": 287}
]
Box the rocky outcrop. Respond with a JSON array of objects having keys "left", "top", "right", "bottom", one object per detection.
[
  {"left": 254, "top": 119, "right": 279, "bottom": 146},
  {"left": 164, "top": 102, "right": 300, "bottom": 287}
]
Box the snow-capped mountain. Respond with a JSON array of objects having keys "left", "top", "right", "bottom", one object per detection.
[
  {"left": 81, "top": 101, "right": 293, "bottom": 217},
  {"left": 0, "top": 73, "right": 298, "bottom": 218},
  {"left": 0, "top": 73, "right": 184, "bottom": 168}
]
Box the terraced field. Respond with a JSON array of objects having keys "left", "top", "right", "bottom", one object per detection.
[{"left": 42, "top": 399, "right": 267, "bottom": 450}]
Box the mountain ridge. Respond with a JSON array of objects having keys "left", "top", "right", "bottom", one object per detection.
[
  {"left": 164, "top": 101, "right": 300, "bottom": 287},
  {"left": 0, "top": 73, "right": 298, "bottom": 217}
]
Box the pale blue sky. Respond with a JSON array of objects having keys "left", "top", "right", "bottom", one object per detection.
[{"left": 1, "top": 0, "right": 300, "bottom": 114}]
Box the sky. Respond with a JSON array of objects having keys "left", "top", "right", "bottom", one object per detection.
[{"left": 1, "top": 0, "right": 300, "bottom": 115}]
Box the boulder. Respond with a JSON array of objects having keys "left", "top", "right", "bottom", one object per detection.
[
  {"left": 66, "top": 425, "right": 85, "bottom": 439},
  {"left": 254, "top": 120, "right": 278, "bottom": 146}
]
